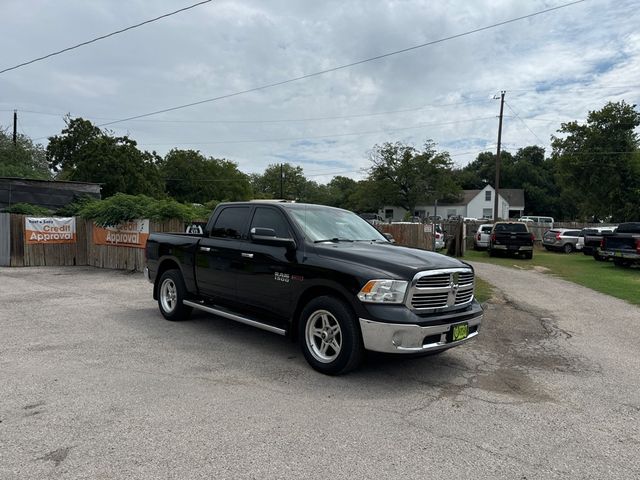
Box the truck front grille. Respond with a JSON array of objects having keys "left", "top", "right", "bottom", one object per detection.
[{"left": 407, "top": 268, "right": 475, "bottom": 312}]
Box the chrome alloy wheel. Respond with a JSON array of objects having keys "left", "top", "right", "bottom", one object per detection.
[
  {"left": 160, "top": 278, "right": 178, "bottom": 313},
  {"left": 305, "top": 309, "right": 342, "bottom": 363}
]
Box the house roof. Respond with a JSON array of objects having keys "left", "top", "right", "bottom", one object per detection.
[{"left": 439, "top": 187, "right": 524, "bottom": 207}]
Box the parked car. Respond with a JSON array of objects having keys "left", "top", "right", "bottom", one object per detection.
[
  {"left": 145, "top": 201, "right": 483, "bottom": 375},
  {"left": 488, "top": 222, "right": 534, "bottom": 259},
  {"left": 359, "top": 213, "right": 385, "bottom": 225},
  {"left": 579, "top": 226, "right": 617, "bottom": 260},
  {"left": 542, "top": 228, "right": 582, "bottom": 253},
  {"left": 474, "top": 224, "right": 494, "bottom": 250},
  {"left": 600, "top": 222, "right": 640, "bottom": 267},
  {"left": 518, "top": 216, "right": 554, "bottom": 229},
  {"left": 434, "top": 224, "right": 445, "bottom": 250}
]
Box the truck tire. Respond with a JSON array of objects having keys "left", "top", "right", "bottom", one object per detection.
[
  {"left": 299, "top": 296, "right": 364, "bottom": 375},
  {"left": 524, "top": 251, "right": 533, "bottom": 260},
  {"left": 593, "top": 252, "right": 606, "bottom": 261},
  {"left": 157, "top": 269, "right": 192, "bottom": 321},
  {"left": 613, "top": 258, "right": 631, "bottom": 268},
  {"left": 488, "top": 249, "right": 495, "bottom": 257}
]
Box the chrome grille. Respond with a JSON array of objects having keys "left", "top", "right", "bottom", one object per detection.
[{"left": 407, "top": 268, "right": 475, "bottom": 312}]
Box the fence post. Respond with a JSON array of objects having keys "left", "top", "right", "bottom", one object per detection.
[{"left": 0, "top": 213, "right": 10, "bottom": 266}]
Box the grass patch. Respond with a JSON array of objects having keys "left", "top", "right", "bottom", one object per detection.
[
  {"left": 464, "top": 249, "right": 640, "bottom": 306},
  {"left": 474, "top": 276, "right": 494, "bottom": 304}
]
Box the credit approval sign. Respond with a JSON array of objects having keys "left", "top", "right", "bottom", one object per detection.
[
  {"left": 92, "top": 219, "right": 149, "bottom": 249},
  {"left": 25, "top": 217, "right": 77, "bottom": 244}
]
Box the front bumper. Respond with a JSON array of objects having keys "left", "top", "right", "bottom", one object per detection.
[{"left": 359, "top": 312, "right": 482, "bottom": 354}]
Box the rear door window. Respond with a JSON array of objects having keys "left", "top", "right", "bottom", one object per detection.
[
  {"left": 211, "top": 207, "right": 250, "bottom": 239},
  {"left": 495, "top": 223, "right": 528, "bottom": 233}
]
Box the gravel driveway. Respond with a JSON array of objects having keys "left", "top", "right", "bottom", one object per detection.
[{"left": 1, "top": 265, "right": 639, "bottom": 479}]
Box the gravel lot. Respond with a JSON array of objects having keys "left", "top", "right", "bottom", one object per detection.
[{"left": 1, "top": 265, "right": 639, "bottom": 479}]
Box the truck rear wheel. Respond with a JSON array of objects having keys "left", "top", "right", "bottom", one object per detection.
[
  {"left": 157, "top": 269, "right": 192, "bottom": 321},
  {"left": 299, "top": 296, "right": 363, "bottom": 375}
]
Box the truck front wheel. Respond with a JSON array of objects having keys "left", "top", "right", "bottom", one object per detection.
[
  {"left": 157, "top": 269, "right": 192, "bottom": 321},
  {"left": 299, "top": 296, "right": 364, "bottom": 375}
]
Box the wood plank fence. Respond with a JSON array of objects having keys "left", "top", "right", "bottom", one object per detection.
[{"left": 2, "top": 215, "right": 186, "bottom": 272}]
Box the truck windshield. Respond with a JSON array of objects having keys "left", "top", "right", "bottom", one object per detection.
[{"left": 289, "top": 206, "right": 388, "bottom": 242}]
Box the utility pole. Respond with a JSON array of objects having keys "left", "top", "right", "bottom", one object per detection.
[
  {"left": 280, "top": 163, "right": 284, "bottom": 199},
  {"left": 493, "top": 91, "right": 505, "bottom": 221},
  {"left": 12, "top": 110, "right": 17, "bottom": 146}
]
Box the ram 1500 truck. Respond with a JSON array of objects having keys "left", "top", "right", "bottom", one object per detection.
[
  {"left": 488, "top": 221, "right": 534, "bottom": 259},
  {"left": 145, "top": 201, "right": 483, "bottom": 375},
  {"left": 600, "top": 222, "right": 640, "bottom": 267}
]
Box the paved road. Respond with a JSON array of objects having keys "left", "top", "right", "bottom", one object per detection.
[{"left": 1, "top": 265, "right": 639, "bottom": 479}]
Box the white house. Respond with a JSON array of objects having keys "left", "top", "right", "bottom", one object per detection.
[{"left": 379, "top": 185, "right": 525, "bottom": 221}]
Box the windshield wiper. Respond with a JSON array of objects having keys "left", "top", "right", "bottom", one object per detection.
[{"left": 314, "top": 238, "right": 354, "bottom": 243}]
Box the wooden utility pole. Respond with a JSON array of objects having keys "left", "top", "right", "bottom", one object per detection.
[
  {"left": 12, "top": 110, "right": 17, "bottom": 146},
  {"left": 493, "top": 91, "right": 505, "bottom": 221},
  {"left": 280, "top": 163, "right": 284, "bottom": 199}
]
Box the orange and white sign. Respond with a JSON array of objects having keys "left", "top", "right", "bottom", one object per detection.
[
  {"left": 93, "top": 219, "right": 149, "bottom": 249},
  {"left": 25, "top": 217, "right": 76, "bottom": 244}
]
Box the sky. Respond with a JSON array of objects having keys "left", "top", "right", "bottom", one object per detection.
[{"left": 2, "top": 0, "right": 639, "bottom": 183}]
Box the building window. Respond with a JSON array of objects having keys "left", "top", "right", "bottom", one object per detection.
[
  {"left": 485, "top": 190, "right": 492, "bottom": 201},
  {"left": 482, "top": 208, "right": 493, "bottom": 219},
  {"left": 384, "top": 209, "right": 393, "bottom": 219},
  {"left": 414, "top": 210, "right": 425, "bottom": 219}
]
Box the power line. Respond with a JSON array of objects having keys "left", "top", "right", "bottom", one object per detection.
[
  {"left": 138, "top": 116, "right": 498, "bottom": 146},
  {"left": 0, "top": 0, "right": 212, "bottom": 75},
  {"left": 504, "top": 101, "right": 545, "bottom": 145},
  {"left": 97, "top": 0, "right": 587, "bottom": 127}
]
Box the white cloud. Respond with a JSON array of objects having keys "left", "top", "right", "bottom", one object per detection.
[{"left": 2, "top": 0, "right": 639, "bottom": 180}]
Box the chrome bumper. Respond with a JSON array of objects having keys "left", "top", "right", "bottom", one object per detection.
[{"left": 359, "top": 315, "right": 482, "bottom": 354}]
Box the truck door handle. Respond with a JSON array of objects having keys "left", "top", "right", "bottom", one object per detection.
[
  {"left": 199, "top": 246, "right": 211, "bottom": 252},
  {"left": 241, "top": 252, "right": 254, "bottom": 258}
]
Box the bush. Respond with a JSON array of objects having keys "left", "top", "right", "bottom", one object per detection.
[
  {"left": 78, "top": 193, "right": 206, "bottom": 226},
  {"left": 3, "top": 203, "right": 53, "bottom": 215}
]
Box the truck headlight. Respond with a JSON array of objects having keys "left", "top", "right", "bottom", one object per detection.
[{"left": 357, "top": 280, "right": 408, "bottom": 304}]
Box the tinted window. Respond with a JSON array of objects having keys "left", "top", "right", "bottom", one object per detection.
[
  {"left": 494, "top": 223, "right": 528, "bottom": 233},
  {"left": 250, "top": 207, "right": 292, "bottom": 238},
  {"left": 211, "top": 207, "right": 250, "bottom": 239},
  {"left": 481, "top": 226, "right": 493, "bottom": 233},
  {"left": 565, "top": 230, "right": 581, "bottom": 236}
]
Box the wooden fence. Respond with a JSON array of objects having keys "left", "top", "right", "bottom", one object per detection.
[{"left": 2, "top": 215, "right": 185, "bottom": 272}]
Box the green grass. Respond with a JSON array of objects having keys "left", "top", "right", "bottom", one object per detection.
[
  {"left": 473, "top": 276, "right": 494, "bottom": 304},
  {"left": 464, "top": 248, "right": 640, "bottom": 306}
]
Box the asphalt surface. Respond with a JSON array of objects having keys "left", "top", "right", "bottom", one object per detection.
[{"left": 1, "top": 265, "right": 639, "bottom": 479}]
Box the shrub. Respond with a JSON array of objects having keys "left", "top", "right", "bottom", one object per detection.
[{"left": 3, "top": 203, "right": 53, "bottom": 215}]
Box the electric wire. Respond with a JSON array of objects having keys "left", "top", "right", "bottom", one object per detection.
[
  {"left": 504, "top": 101, "right": 545, "bottom": 145},
  {"left": 0, "top": 0, "right": 213, "bottom": 75},
  {"left": 95, "top": 0, "right": 587, "bottom": 127}
]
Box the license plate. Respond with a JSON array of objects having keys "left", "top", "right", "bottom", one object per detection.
[
  {"left": 451, "top": 323, "right": 469, "bottom": 342},
  {"left": 508, "top": 245, "right": 518, "bottom": 250}
]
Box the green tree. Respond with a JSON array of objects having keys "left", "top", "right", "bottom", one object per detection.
[
  {"left": 366, "top": 141, "right": 459, "bottom": 213},
  {"left": 250, "top": 163, "right": 308, "bottom": 200},
  {"left": 160, "top": 149, "right": 251, "bottom": 204},
  {"left": 46, "top": 117, "right": 164, "bottom": 198},
  {"left": 551, "top": 101, "right": 640, "bottom": 221},
  {"left": 0, "top": 129, "right": 51, "bottom": 179}
]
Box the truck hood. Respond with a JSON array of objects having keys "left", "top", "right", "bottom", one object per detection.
[{"left": 314, "top": 241, "right": 468, "bottom": 278}]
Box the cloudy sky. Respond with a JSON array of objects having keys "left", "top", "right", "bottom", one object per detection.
[{"left": 2, "top": 0, "right": 639, "bottom": 182}]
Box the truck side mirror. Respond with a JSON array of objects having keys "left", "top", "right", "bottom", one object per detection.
[{"left": 250, "top": 227, "right": 297, "bottom": 250}]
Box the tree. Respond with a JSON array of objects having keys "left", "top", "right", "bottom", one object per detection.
[
  {"left": 47, "top": 117, "right": 164, "bottom": 198},
  {"left": 551, "top": 101, "right": 640, "bottom": 221},
  {"left": 250, "top": 163, "right": 309, "bottom": 200},
  {"left": 160, "top": 149, "right": 251, "bottom": 204},
  {"left": 0, "top": 128, "right": 51, "bottom": 179},
  {"left": 366, "top": 141, "right": 459, "bottom": 214}
]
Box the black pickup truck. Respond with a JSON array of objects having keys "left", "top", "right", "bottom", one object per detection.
[
  {"left": 145, "top": 201, "right": 483, "bottom": 375},
  {"left": 600, "top": 222, "right": 640, "bottom": 267},
  {"left": 488, "top": 221, "right": 534, "bottom": 259}
]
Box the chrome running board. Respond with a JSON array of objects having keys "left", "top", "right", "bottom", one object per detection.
[{"left": 183, "top": 300, "right": 286, "bottom": 336}]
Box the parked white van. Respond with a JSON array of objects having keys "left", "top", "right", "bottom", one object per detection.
[{"left": 518, "top": 216, "right": 554, "bottom": 228}]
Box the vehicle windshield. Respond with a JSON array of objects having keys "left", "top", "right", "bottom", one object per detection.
[
  {"left": 494, "top": 223, "right": 528, "bottom": 233},
  {"left": 288, "top": 206, "right": 388, "bottom": 242}
]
